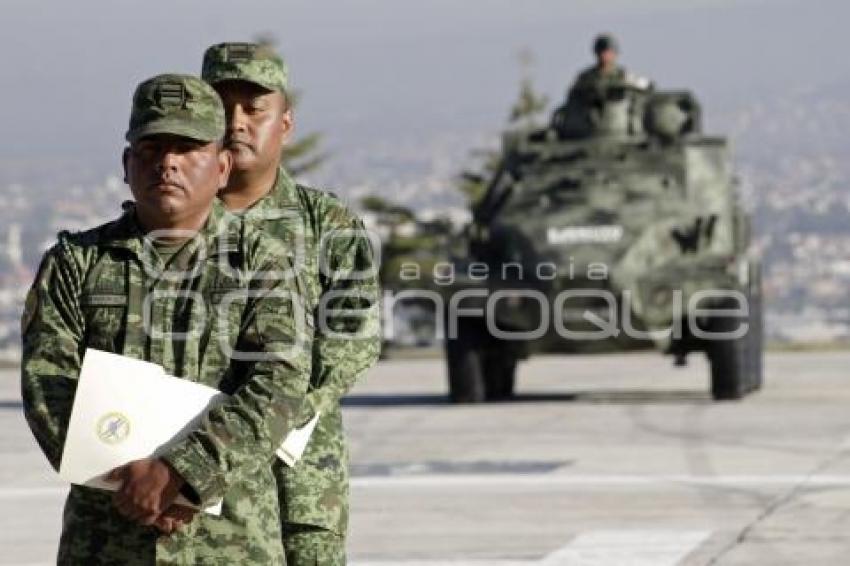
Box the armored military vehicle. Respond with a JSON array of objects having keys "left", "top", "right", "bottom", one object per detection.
[{"left": 444, "top": 78, "right": 762, "bottom": 403}]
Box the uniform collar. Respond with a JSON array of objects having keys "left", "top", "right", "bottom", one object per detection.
[
  {"left": 100, "top": 200, "right": 241, "bottom": 259},
  {"left": 239, "top": 165, "right": 299, "bottom": 221}
]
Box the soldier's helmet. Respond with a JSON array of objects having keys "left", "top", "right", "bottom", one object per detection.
[{"left": 593, "top": 33, "right": 619, "bottom": 55}]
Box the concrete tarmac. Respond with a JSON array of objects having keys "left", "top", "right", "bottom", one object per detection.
[{"left": 2, "top": 351, "right": 850, "bottom": 564}]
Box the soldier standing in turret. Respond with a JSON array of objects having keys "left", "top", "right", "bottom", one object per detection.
[{"left": 569, "top": 33, "right": 652, "bottom": 95}]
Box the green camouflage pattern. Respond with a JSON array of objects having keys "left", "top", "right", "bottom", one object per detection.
[
  {"left": 238, "top": 167, "right": 381, "bottom": 547},
  {"left": 283, "top": 525, "right": 346, "bottom": 566},
  {"left": 569, "top": 64, "right": 652, "bottom": 98},
  {"left": 571, "top": 64, "right": 628, "bottom": 92},
  {"left": 555, "top": 63, "right": 652, "bottom": 139},
  {"left": 202, "top": 42, "right": 289, "bottom": 93},
  {"left": 126, "top": 73, "right": 226, "bottom": 143},
  {"left": 21, "top": 200, "right": 314, "bottom": 564}
]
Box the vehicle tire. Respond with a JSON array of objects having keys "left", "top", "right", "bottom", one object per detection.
[
  {"left": 707, "top": 337, "right": 746, "bottom": 400},
  {"left": 445, "top": 326, "right": 486, "bottom": 403},
  {"left": 706, "top": 292, "right": 759, "bottom": 401},
  {"left": 483, "top": 352, "right": 517, "bottom": 401},
  {"left": 747, "top": 288, "right": 764, "bottom": 393}
]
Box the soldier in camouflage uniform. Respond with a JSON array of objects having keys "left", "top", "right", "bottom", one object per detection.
[
  {"left": 571, "top": 33, "right": 625, "bottom": 92},
  {"left": 21, "top": 73, "right": 314, "bottom": 564},
  {"left": 201, "top": 42, "right": 381, "bottom": 565},
  {"left": 553, "top": 34, "right": 653, "bottom": 136},
  {"left": 568, "top": 34, "right": 652, "bottom": 96}
]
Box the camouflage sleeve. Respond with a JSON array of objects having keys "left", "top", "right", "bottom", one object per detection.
[
  {"left": 162, "top": 245, "right": 313, "bottom": 506},
  {"left": 568, "top": 67, "right": 593, "bottom": 93},
  {"left": 303, "top": 201, "right": 381, "bottom": 417},
  {"left": 20, "top": 240, "right": 86, "bottom": 470}
]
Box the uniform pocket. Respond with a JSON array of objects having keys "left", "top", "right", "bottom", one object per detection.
[{"left": 81, "top": 294, "right": 127, "bottom": 352}]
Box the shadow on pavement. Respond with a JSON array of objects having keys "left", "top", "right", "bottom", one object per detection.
[
  {"left": 545, "top": 390, "right": 711, "bottom": 404},
  {"left": 342, "top": 394, "right": 447, "bottom": 407},
  {"left": 342, "top": 390, "right": 710, "bottom": 407}
]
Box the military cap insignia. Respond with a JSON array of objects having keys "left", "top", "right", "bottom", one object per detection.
[
  {"left": 224, "top": 43, "right": 256, "bottom": 62},
  {"left": 155, "top": 82, "right": 188, "bottom": 109}
]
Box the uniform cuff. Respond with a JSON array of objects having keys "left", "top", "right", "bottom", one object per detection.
[{"left": 161, "top": 440, "right": 225, "bottom": 507}]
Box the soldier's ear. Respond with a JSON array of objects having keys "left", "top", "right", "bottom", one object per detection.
[
  {"left": 121, "top": 147, "right": 130, "bottom": 184},
  {"left": 280, "top": 107, "right": 294, "bottom": 144},
  {"left": 216, "top": 144, "right": 233, "bottom": 190}
]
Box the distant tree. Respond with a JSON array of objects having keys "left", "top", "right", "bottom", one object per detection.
[
  {"left": 509, "top": 47, "right": 549, "bottom": 129},
  {"left": 359, "top": 195, "right": 391, "bottom": 213},
  {"left": 456, "top": 149, "right": 501, "bottom": 207},
  {"left": 358, "top": 194, "right": 452, "bottom": 291},
  {"left": 254, "top": 33, "right": 329, "bottom": 176},
  {"left": 360, "top": 195, "right": 415, "bottom": 233},
  {"left": 456, "top": 47, "right": 549, "bottom": 207},
  {"left": 281, "top": 93, "right": 330, "bottom": 177}
]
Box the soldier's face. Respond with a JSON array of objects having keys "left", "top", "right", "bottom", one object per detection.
[
  {"left": 215, "top": 80, "right": 292, "bottom": 174},
  {"left": 123, "top": 134, "right": 231, "bottom": 228},
  {"left": 598, "top": 49, "right": 617, "bottom": 67}
]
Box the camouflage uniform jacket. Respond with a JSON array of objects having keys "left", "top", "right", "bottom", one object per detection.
[
  {"left": 21, "top": 201, "right": 313, "bottom": 565},
  {"left": 570, "top": 64, "right": 651, "bottom": 96},
  {"left": 239, "top": 167, "right": 380, "bottom": 535}
]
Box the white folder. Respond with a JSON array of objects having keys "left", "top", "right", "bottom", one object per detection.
[
  {"left": 59, "top": 349, "right": 319, "bottom": 516},
  {"left": 59, "top": 349, "right": 226, "bottom": 514}
]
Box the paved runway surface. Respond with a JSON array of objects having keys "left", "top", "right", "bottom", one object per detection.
[{"left": 2, "top": 351, "right": 850, "bottom": 564}]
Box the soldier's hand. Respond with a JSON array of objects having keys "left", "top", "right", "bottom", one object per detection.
[
  {"left": 108, "top": 458, "right": 185, "bottom": 526},
  {"left": 153, "top": 505, "right": 198, "bottom": 535}
]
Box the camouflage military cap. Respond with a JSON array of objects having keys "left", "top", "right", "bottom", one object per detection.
[
  {"left": 202, "top": 42, "right": 288, "bottom": 93},
  {"left": 125, "top": 73, "right": 225, "bottom": 143},
  {"left": 593, "top": 33, "right": 619, "bottom": 54}
]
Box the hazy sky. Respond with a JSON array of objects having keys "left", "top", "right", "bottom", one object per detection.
[{"left": 1, "top": 0, "right": 847, "bottom": 184}]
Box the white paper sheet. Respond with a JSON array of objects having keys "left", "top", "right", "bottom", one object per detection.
[
  {"left": 59, "top": 349, "right": 225, "bottom": 514},
  {"left": 59, "top": 349, "right": 319, "bottom": 516}
]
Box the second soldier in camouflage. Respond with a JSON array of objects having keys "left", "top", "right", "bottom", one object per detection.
[{"left": 202, "top": 42, "right": 381, "bottom": 564}]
